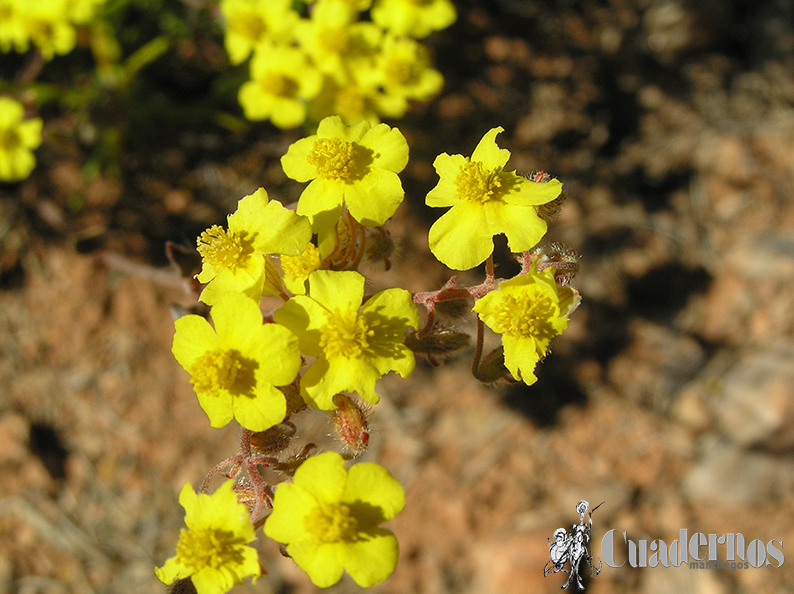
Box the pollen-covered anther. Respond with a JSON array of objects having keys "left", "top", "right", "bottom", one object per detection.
[
  {"left": 332, "top": 394, "right": 370, "bottom": 457},
  {"left": 305, "top": 503, "right": 359, "bottom": 543},
  {"left": 490, "top": 293, "right": 559, "bottom": 342},
  {"left": 197, "top": 226, "right": 245, "bottom": 272},
  {"left": 320, "top": 309, "right": 373, "bottom": 359},
  {"left": 308, "top": 137, "right": 357, "bottom": 181},
  {"left": 190, "top": 348, "right": 244, "bottom": 394},
  {"left": 175, "top": 527, "right": 248, "bottom": 573},
  {"left": 456, "top": 160, "right": 502, "bottom": 203}
]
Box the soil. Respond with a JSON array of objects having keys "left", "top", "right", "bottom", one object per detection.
[{"left": 2, "top": 1, "right": 794, "bottom": 593}]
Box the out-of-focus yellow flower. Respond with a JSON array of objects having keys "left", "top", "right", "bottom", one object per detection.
[
  {"left": 308, "top": 77, "right": 383, "bottom": 128},
  {"left": 22, "top": 0, "right": 76, "bottom": 60},
  {"left": 274, "top": 270, "right": 419, "bottom": 409},
  {"left": 155, "top": 481, "right": 261, "bottom": 594},
  {"left": 238, "top": 45, "right": 322, "bottom": 129},
  {"left": 0, "top": 0, "right": 28, "bottom": 53},
  {"left": 195, "top": 188, "right": 311, "bottom": 305},
  {"left": 367, "top": 34, "right": 444, "bottom": 118},
  {"left": 172, "top": 293, "right": 302, "bottom": 431},
  {"left": 281, "top": 115, "right": 408, "bottom": 231},
  {"left": 220, "top": 0, "right": 298, "bottom": 65},
  {"left": 426, "top": 127, "right": 563, "bottom": 270},
  {"left": 296, "top": 0, "right": 381, "bottom": 85},
  {"left": 0, "top": 97, "right": 42, "bottom": 183},
  {"left": 67, "top": 0, "right": 107, "bottom": 25},
  {"left": 371, "top": 0, "right": 456, "bottom": 39},
  {"left": 264, "top": 452, "right": 405, "bottom": 588},
  {"left": 473, "top": 263, "right": 579, "bottom": 385}
]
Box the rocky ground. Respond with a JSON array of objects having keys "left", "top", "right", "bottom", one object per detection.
[{"left": 2, "top": 1, "right": 794, "bottom": 593}]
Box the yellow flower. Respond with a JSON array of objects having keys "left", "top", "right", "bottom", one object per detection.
[
  {"left": 296, "top": 1, "right": 381, "bottom": 85},
  {"left": 195, "top": 188, "right": 311, "bottom": 305},
  {"left": 22, "top": 0, "right": 76, "bottom": 60},
  {"left": 367, "top": 34, "right": 444, "bottom": 118},
  {"left": 371, "top": 0, "right": 456, "bottom": 39},
  {"left": 274, "top": 270, "right": 419, "bottom": 409},
  {"left": 308, "top": 76, "right": 383, "bottom": 128},
  {"left": 66, "top": 0, "right": 107, "bottom": 25},
  {"left": 172, "top": 293, "right": 302, "bottom": 431},
  {"left": 0, "top": 97, "right": 42, "bottom": 183},
  {"left": 280, "top": 242, "right": 322, "bottom": 295},
  {"left": 472, "top": 264, "right": 579, "bottom": 385},
  {"left": 281, "top": 115, "right": 408, "bottom": 232},
  {"left": 238, "top": 44, "right": 322, "bottom": 129},
  {"left": 264, "top": 452, "right": 404, "bottom": 588},
  {"left": 220, "top": 0, "right": 298, "bottom": 65},
  {"left": 156, "top": 481, "right": 261, "bottom": 594},
  {"left": 426, "top": 127, "right": 563, "bottom": 270},
  {"left": 0, "top": 0, "right": 28, "bottom": 53}
]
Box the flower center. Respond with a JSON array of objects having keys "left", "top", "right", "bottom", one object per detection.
[
  {"left": 320, "top": 309, "right": 373, "bottom": 359},
  {"left": 281, "top": 243, "right": 321, "bottom": 281},
  {"left": 318, "top": 27, "right": 350, "bottom": 54},
  {"left": 489, "top": 290, "right": 562, "bottom": 342},
  {"left": 229, "top": 13, "right": 267, "bottom": 42},
  {"left": 308, "top": 137, "right": 371, "bottom": 183},
  {"left": 305, "top": 503, "right": 359, "bottom": 543},
  {"left": 456, "top": 160, "right": 503, "bottom": 203},
  {"left": 259, "top": 72, "right": 299, "bottom": 98},
  {"left": 0, "top": 127, "right": 20, "bottom": 150},
  {"left": 197, "top": 225, "right": 253, "bottom": 273},
  {"left": 175, "top": 527, "right": 247, "bottom": 573},
  {"left": 190, "top": 348, "right": 255, "bottom": 395},
  {"left": 384, "top": 57, "right": 415, "bottom": 86}
]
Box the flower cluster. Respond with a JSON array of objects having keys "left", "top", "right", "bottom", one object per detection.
[
  {"left": 158, "top": 118, "right": 581, "bottom": 592},
  {"left": 0, "top": 97, "right": 42, "bottom": 183},
  {"left": 0, "top": 0, "right": 108, "bottom": 60},
  {"left": 222, "top": 0, "right": 454, "bottom": 128}
]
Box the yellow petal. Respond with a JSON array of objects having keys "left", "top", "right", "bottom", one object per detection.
[
  {"left": 342, "top": 463, "right": 405, "bottom": 521},
  {"left": 428, "top": 202, "right": 493, "bottom": 270},
  {"left": 293, "top": 452, "right": 347, "bottom": 503},
  {"left": 471, "top": 127, "right": 510, "bottom": 170},
  {"left": 341, "top": 528, "right": 399, "bottom": 587},
  {"left": 264, "top": 482, "right": 319, "bottom": 543}
]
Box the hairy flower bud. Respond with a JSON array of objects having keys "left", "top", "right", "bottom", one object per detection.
[
  {"left": 530, "top": 171, "right": 567, "bottom": 224},
  {"left": 474, "top": 346, "right": 513, "bottom": 384},
  {"left": 532, "top": 242, "right": 580, "bottom": 285},
  {"left": 332, "top": 394, "right": 370, "bottom": 458},
  {"left": 250, "top": 423, "right": 296, "bottom": 455},
  {"left": 405, "top": 326, "right": 470, "bottom": 366}
]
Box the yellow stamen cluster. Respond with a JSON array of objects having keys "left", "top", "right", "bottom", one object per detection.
[
  {"left": 488, "top": 291, "right": 559, "bottom": 342},
  {"left": 320, "top": 309, "right": 373, "bottom": 359},
  {"left": 197, "top": 225, "right": 250, "bottom": 272},
  {"left": 456, "top": 160, "right": 502, "bottom": 203},
  {"left": 308, "top": 138, "right": 359, "bottom": 182},
  {"left": 259, "top": 72, "right": 299, "bottom": 98},
  {"left": 0, "top": 128, "right": 20, "bottom": 150},
  {"left": 281, "top": 243, "right": 321, "bottom": 280},
  {"left": 190, "top": 349, "right": 246, "bottom": 394},
  {"left": 175, "top": 527, "right": 248, "bottom": 573},
  {"left": 305, "top": 503, "right": 359, "bottom": 543}
]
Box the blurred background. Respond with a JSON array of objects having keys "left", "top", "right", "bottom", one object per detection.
[{"left": 1, "top": 0, "right": 794, "bottom": 592}]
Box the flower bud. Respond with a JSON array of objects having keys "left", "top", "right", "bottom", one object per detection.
[
  {"left": 332, "top": 394, "right": 370, "bottom": 458},
  {"left": 530, "top": 171, "right": 567, "bottom": 224},
  {"left": 232, "top": 480, "right": 258, "bottom": 512},
  {"left": 364, "top": 226, "right": 396, "bottom": 270},
  {"left": 531, "top": 242, "right": 579, "bottom": 285},
  {"left": 474, "top": 346, "right": 513, "bottom": 383},
  {"left": 250, "top": 423, "right": 296, "bottom": 455},
  {"left": 168, "top": 578, "right": 198, "bottom": 594},
  {"left": 405, "top": 326, "right": 470, "bottom": 366}
]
